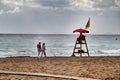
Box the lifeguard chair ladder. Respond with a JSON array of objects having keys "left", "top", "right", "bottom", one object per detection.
[{"left": 72, "top": 36, "right": 89, "bottom": 57}]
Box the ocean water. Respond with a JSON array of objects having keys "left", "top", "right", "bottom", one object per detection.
[{"left": 0, "top": 34, "right": 120, "bottom": 57}]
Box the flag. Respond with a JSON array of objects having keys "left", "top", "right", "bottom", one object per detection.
[{"left": 85, "top": 18, "right": 90, "bottom": 29}]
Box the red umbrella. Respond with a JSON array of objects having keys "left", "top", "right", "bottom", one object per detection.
[{"left": 73, "top": 28, "right": 89, "bottom": 33}]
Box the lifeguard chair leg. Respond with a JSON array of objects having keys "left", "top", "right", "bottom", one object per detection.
[{"left": 72, "top": 39, "right": 77, "bottom": 56}]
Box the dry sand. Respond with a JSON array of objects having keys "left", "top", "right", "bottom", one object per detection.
[{"left": 0, "top": 56, "right": 120, "bottom": 80}]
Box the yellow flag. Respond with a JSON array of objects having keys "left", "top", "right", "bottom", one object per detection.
[{"left": 85, "top": 18, "right": 90, "bottom": 29}]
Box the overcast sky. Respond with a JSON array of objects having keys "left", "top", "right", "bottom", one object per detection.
[{"left": 0, "top": 0, "right": 120, "bottom": 34}]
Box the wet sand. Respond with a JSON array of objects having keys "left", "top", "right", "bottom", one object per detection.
[{"left": 0, "top": 56, "right": 120, "bottom": 80}]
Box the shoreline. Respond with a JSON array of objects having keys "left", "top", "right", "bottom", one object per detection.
[
  {"left": 0, "top": 55, "right": 120, "bottom": 58},
  {"left": 0, "top": 56, "right": 120, "bottom": 80}
]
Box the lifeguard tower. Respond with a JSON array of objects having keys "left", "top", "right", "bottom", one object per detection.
[{"left": 72, "top": 28, "right": 89, "bottom": 57}]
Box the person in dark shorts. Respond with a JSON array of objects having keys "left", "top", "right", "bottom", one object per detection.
[{"left": 37, "top": 42, "right": 41, "bottom": 56}]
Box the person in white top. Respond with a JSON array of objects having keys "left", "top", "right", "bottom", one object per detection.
[{"left": 41, "top": 43, "right": 46, "bottom": 57}]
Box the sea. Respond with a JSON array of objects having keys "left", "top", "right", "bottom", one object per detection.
[{"left": 0, "top": 34, "right": 120, "bottom": 57}]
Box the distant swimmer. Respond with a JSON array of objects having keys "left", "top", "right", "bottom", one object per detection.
[{"left": 115, "top": 38, "right": 118, "bottom": 40}]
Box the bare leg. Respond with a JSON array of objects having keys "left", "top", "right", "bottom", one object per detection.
[
  {"left": 44, "top": 51, "right": 46, "bottom": 57},
  {"left": 38, "top": 49, "right": 40, "bottom": 56},
  {"left": 41, "top": 51, "right": 43, "bottom": 57},
  {"left": 38, "top": 52, "right": 39, "bottom": 56}
]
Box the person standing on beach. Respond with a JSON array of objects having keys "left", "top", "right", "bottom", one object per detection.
[
  {"left": 37, "top": 42, "right": 41, "bottom": 56},
  {"left": 41, "top": 43, "right": 46, "bottom": 57}
]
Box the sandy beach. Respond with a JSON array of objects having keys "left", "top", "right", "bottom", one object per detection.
[{"left": 0, "top": 56, "right": 120, "bottom": 80}]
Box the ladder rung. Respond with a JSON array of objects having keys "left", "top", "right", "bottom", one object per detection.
[
  {"left": 83, "top": 52, "right": 88, "bottom": 53},
  {"left": 73, "top": 52, "right": 79, "bottom": 53},
  {"left": 73, "top": 52, "right": 88, "bottom": 53},
  {"left": 75, "top": 47, "right": 80, "bottom": 49},
  {"left": 76, "top": 42, "right": 86, "bottom": 44},
  {"left": 82, "top": 43, "right": 86, "bottom": 44}
]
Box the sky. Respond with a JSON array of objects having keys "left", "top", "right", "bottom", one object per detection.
[{"left": 0, "top": 0, "right": 120, "bottom": 34}]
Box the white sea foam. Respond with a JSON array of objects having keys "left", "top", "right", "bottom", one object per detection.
[{"left": 0, "top": 49, "right": 16, "bottom": 57}]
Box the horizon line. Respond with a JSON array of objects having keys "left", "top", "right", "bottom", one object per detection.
[{"left": 0, "top": 33, "right": 120, "bottom": 35}]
